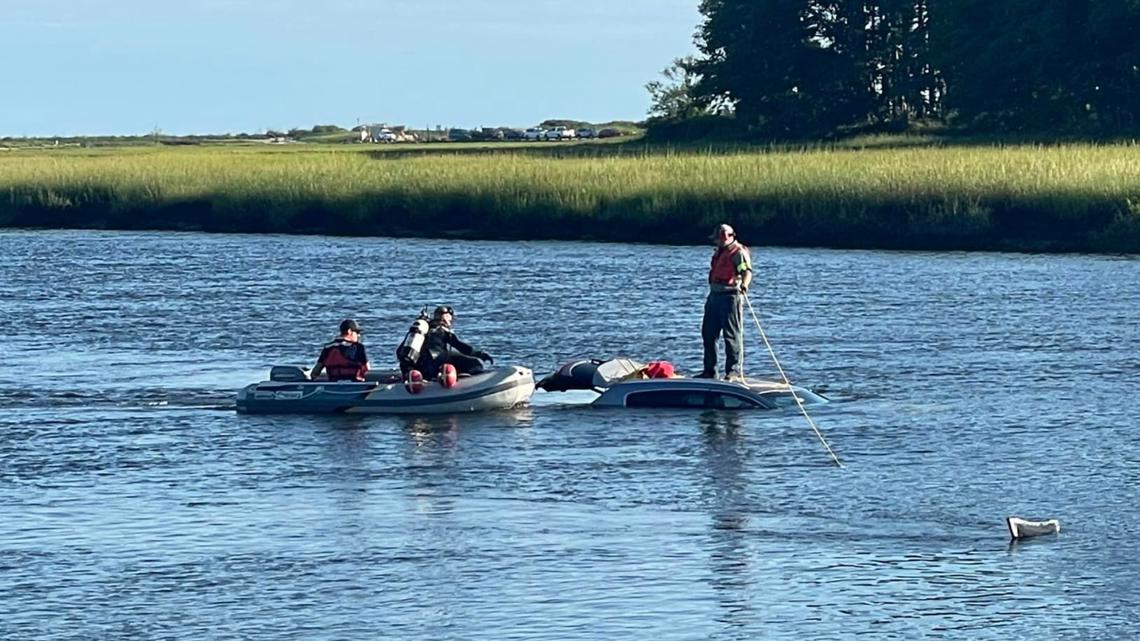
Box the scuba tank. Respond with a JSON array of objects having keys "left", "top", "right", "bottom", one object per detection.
[{"left": 396, "top": 309, "right": 430, "bottom": 368}]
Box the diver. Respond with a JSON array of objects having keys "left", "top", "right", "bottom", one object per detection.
[
  {"left": 310, "top": 319, "right": 370, "bottom": 382},
  {"left": 417, "top": 305, "right": 494, "bottom": 379},
  {"left": 395, "top": 308, "right": 431, "bottom": 380}
]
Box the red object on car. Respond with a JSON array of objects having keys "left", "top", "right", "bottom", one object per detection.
[{"left": 644, "top": 361, "right": 675, "bottom": 379}]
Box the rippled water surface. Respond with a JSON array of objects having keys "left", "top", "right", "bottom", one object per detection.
[{"left": 2, "top": 230, "right": 1138, "bottom": 639}]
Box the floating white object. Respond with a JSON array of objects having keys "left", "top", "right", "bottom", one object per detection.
[{"left": 1007, "top": 516, "right": 1061, "bottom": 540}]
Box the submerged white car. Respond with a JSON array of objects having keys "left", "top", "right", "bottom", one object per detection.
[{"left": 537, "top": 358, "right": 828, "bottom": 409}]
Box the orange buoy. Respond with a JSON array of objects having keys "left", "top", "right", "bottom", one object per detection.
[
  {"left": 440, "top": 363, "right": 458, "bottom": 389},
  {"left": 404, "top": 369, "right": 425, "bottom": 394}
]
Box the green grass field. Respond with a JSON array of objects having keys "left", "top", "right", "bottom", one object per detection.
[{"left": 2, "top": 138, "right": 1139, "bottom": 252}]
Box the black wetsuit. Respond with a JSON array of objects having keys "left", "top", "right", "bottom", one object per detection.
[{"left": 418, "top": 322, "right": 485, "bottom": 379}]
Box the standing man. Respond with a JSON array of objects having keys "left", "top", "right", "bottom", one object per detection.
[
  {"left": 310, "top": 319, "right": 371, "bottom": 382},
  {"left": 699, "top": 224, "right": 753, "bottom": 380}
]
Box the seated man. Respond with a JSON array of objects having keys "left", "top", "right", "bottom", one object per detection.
[
  {"left": 310, "top": 319, "right": 370, "bottom": 382},
  {"left": 417, "top": 306, "right": 493, "bottom": 379}
]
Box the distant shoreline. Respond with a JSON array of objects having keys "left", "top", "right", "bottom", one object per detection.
[{"left": 2, "top": 140, "right": 1138, "bottom": 254}]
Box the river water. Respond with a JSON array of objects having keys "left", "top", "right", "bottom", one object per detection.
[{"left": 1, "top": 230, "right": 1137, "bottom": 639}]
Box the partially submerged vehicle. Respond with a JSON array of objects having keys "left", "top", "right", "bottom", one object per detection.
[
  {"left": 236, "top": 365, "right": 535, "bottom": 415},
  {"left": 536, "top": 358, "right": 827, "bottom": 410}
]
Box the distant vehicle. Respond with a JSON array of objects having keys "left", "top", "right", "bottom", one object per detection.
[
  {"left": 544, "top": 126, "right": 576, "bottom": 141},
  {"left": 448, "top": 128, "right": 473, "bottom": 142},
  {"left": 523, "top": 127, "right": 546, "bottom": 141},
  {"left": 503, "top": 128, "right": 525, "bottom": 140},
  {"left": 577, "top": 127, "right": 598, "bottom": 139},
  {"left": 375, "top": 128, "right": 398, "bottom": 143},
  {"left": 598, "top": 128, "right": 623, "bottom": 138}
]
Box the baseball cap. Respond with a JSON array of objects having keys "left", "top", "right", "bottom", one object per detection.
[
  {"left": 710, "top": 223, "right": 735, "bottom": 240},
  {"left": 339, "top": 318, "right": 363, "bottom": 334}
]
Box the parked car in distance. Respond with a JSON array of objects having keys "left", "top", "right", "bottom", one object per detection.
[
  {"left": 375, "top": 128, "right": 398, "bottom": 143},
  {"left": 523, "top": 127, "right": 547, "bottom": 141},
  {"left": 503, "top": 128, "right": 525, "bottom": 140},
  {"left": 544, "top": 126, "right": 576, "bottom": 141},
  {"left": 448, "top": 128, "right": 473, "bottom": 142},
  {"left": 477, "top": 127, "right": 506, "bottom": 141},
  {"left": 577, "top": 127, "right": 598, "bottom": 139},
  {"left": 598, "top": 128, "right": 623, "bottom": 138}
]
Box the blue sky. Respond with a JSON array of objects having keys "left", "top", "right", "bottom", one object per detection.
[{"left": 2, "top": 0, "right": 700, "bottom": 137}]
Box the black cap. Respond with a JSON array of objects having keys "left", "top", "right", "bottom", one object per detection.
[
  {"left": 433, "top": 305, "right": 455, "bottom": 318},
  {"left": 339, "top": 318, "right": 363, "bottom": 334}
]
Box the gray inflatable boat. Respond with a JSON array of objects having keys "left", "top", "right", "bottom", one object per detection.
[{"left": 236, "top": 365, "right": 535, "bottom": 415}]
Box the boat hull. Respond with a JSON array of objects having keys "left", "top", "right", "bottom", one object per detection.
[{"left": 236, "top": 366, "right": 535, "bottom": 415}]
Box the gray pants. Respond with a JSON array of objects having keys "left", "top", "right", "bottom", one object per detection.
[{"left": 701, "top": 293, "right": 744, "bottom": 377}]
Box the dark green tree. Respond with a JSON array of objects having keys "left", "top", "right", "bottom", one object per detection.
[
  {"left": 646, "top": 57, "right": 706, "bottom": 121},
  {"left": 930, "top": 0, "right": 1140, "bottom": 132},
  {"left": 1088, "top": 1, "right": 1140, "bottom": 130},
  {"left": 690, "top": 0, "right": 853, "bottom": 136},
  {"left": 686, "top": 0, "right": 941, "bottom": 137}
]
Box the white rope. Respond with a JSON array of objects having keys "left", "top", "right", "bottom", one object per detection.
[{"left": 744, "top": 293, "right": 843, "bottom": 468}]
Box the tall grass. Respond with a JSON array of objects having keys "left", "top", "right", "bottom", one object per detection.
[{"left": 2, "top": 142, "right": 1139, "bottom": 252}]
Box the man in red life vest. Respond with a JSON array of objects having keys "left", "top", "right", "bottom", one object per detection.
[
  {"left": 699, "top": 224, "right": 753, "bottom": 380},
  {"left": 310, "top": 319, "right": 371, "bottom": 382}
]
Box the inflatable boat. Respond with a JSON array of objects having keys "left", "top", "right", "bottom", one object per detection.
[
  {"left": 536, "top": 358, "right": 827, "bottom": 410},
  {"left": 236, "top": 364, "right": 535, "bottom": 414}
]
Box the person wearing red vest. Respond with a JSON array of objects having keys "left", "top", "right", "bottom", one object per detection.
[
  {"left": 699, "top": 224, "right": 753, "bottom": 380},
  {"left": 310, "top": 319, "right": 371, "bottom": 382}
]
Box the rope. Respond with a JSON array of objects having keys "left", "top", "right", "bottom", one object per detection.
[{"left": 744, "top": 293, "right": 843, "bottom": 468}]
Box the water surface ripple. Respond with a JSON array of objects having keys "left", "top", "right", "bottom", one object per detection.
[{"left": 1, "top": 230, "right": 1137, "bottom": 639}]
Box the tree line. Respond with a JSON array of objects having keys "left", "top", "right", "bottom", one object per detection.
[{"left": 648, "top": 0, "right": 1140, "bottom": 138}]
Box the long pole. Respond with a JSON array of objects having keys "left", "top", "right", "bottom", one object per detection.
[{"left": 744, "top": 294, "right": 843, "bottom": 468}]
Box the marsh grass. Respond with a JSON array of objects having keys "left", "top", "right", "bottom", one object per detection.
[{"left": 2, "top": 141, "right": 1139, "bottom": 252}]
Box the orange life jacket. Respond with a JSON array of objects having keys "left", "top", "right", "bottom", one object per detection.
[
  {"left": 322, "top": 340, "right": 367, "bottom": 382},
  {"left": 709, "top": 242, "right": 747, "bottom": 286}
]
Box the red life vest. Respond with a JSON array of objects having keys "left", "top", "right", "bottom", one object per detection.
[
  {"left": 709, "top": 242, "right": 747, "bottom": 286},
  {"left": 322, "top": 340, "right": 367, "bottom": 382}
]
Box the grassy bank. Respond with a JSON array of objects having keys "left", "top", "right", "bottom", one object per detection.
[{"left": 2, "top": 140, "right": 1139, "bottom": 252}]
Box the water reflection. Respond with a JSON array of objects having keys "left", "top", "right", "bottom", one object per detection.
[
  {"left": 398, "top": 416, "right": 462, "bottom": 517},
  {"left": 1006, "top": 535, "right": 1061, "bottom": 554},
  {"left": 698, "top": 411, "right": 757, "bottom": 632},
  {"left": 317, "top": 416, "right": 375, "bottom": 487},
  {"left": 403, "top": 415, "right": 462, "bottom": 446}
]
